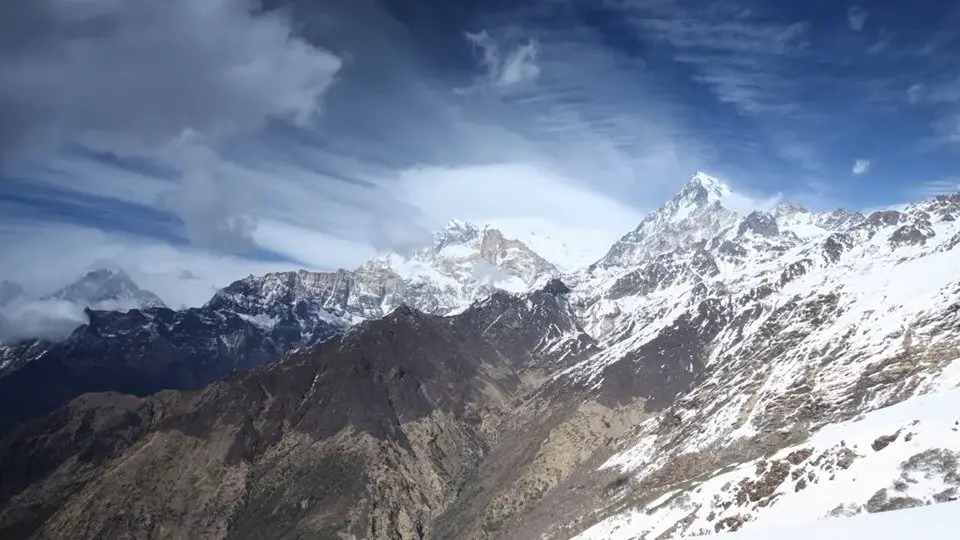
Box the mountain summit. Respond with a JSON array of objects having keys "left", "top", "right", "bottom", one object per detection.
[
  {"left": 210, "top": 220, "right": 559, "bottom": 325},
  {"left": 595, "top": 172, "right": 739, "bottom": 268},
  {"left": 49, "top": 268, "right": 166, "bottom": 310},
  {"left": 680, "top": 171, "right": 733, "bottom": 205}
]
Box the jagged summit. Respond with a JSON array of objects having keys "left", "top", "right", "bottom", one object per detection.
[
  {"left": 48, "top": 268, "right": 166, "bottom": 310},
  {"left": 685, "top": 171, "right": 733, "bottom": 202},
  {"left": 430, "top": 219, "right": 482, "bottom": 251},
  {"left": 594, "top": 172, "right": 740, "bottom": 268},
  {"left": 669, "top": 172, "right": 734, "bottom": 218},
  {"left": 774, "top": 201, "right": 809, "bottom": 217},
  {"left": 210, "top": 219, "right": 560, "bottom": 327}
]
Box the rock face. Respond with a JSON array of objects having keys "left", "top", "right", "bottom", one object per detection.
[
  {"left": 3, "top": 173, "right": 960, "bottom": 539},
  {"left": 738, "top": 211, "right": 780, "bottom": 237},
  {"left": 209, "top": 221, "right": 558, "bottom": 324}
]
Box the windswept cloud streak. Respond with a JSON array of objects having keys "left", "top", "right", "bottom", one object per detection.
[{"left": 463, "top": 31, "right": 541, "bottom": 91}]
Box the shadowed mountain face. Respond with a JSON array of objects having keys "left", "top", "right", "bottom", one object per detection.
[
  {"left": 0, "top": 305, "right": 342, "bottom": 437},
  {"left": 0, "top": 282, "right": 599, "bottom": 539}
]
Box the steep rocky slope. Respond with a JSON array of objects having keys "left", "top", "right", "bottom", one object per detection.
[
  {"left": 537, "top": 177, "right": 960, "bottom": 538},
  {"left": 0, "top": 282, "right": 593, "bottom": 539}
]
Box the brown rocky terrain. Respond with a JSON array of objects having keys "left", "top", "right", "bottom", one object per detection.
[{"left": 0, "top": 282, "right": 614, "bottom": 539}]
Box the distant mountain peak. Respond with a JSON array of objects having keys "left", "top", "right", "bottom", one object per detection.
[
  {"left": 50, "top": 268, "right": 167, "bottom": 310},
  {"left": 774, "top": 201, "right": 810, "bottom": 217},
  {"left": 430, "top": 220, "right": 482, "bottom": 251}
]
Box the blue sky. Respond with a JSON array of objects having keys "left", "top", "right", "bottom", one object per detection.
[{"left": 0, "top": 0, "right": 958, "bottom": 305}]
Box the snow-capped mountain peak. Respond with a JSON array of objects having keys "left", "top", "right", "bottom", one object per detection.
[
  {"left": 685, "top": 171, "right": 733, "bottom": 203},
  {"left": 48, "top": 268, "right": 167, "bottom": 310},
  {"left": 593, "top": 172, "right": 741, "bottom": 269},
  {"left": 208, "top": 220, "right": 560, "bottom": 330},
  {"left": 664, "top": 172, "right": 735, "bottom": 224},
  {"left": 429, "top": 219, "right": 482, "bottom": 253},
  {"left": 774, "top": 201, "right": 810, "bottom": 218}
]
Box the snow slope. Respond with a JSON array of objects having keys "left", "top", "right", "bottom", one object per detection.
[
  {"left": 577, "top": 372, "right": 960, "bottom": 538},
  {"left": 551, "top": 175, "right": 960, "bottom": 539},
  {"left": 714, "top": 499, "right": 960, "bottom": 540}
]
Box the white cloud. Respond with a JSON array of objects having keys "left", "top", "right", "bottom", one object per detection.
[
  {"left": 464, "top": 31, "right": 541, "bottom": 91},
  {"left": 0, "top": 298, "right": 90, "bottom": 343},
  {"left": 915, "top": 178, "right": 960, "bottom": 197},
  {"left": 0, "top": 0, "right": 342, "bottom": 155},
  {"left": 907, "top": 84, "right": 926, "bottom": 104},
  {"left": 393, "top": 162, "right": 643, "bottom": 239},
  {"left": 720, "top": 191, "right": 784, "bottom": 215},
  {"left": 0, "top": 0, "right": 345, "bottom": 253},
  {"left": 0, "top": 222, "right": 298, "bottom": 309},
  {"left": 847, "top": 7, "right": 868, "bottom": 32},
  {"left": 852, "top": 159, "right": 871, "bottom": 175}
]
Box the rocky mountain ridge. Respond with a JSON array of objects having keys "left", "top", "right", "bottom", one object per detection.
[
  {"left": 0, "top": 280, "right": 594, "bottom": 538},
  {"left": 209, "top": 220, "right": 559, "bottom": 327},
  {"left": 0, "top": 221, "right": 561, "bottom": 437}
]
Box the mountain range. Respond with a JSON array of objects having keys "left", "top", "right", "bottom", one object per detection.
[
  {"left": 0, "top": 221, "right": 560, "bottom": 435},
  {"left": 1, "top": 172, "right": 960, "bottom": 539}
]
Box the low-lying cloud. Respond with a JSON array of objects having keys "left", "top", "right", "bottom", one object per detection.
[{"left": 0, "top": 299, "right": 89, "bottom": 344}]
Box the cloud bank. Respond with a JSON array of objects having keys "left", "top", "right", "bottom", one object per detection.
[{"left": 0, "top": 0, "right": 342, "bottom": 154}]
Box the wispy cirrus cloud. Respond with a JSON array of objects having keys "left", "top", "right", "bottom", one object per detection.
[
  {"left": 913, "top": 177, "right": 960, "bottom": 198},
  {"left": 463, "top": 31, "right": 541, "bottom": 92}
]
